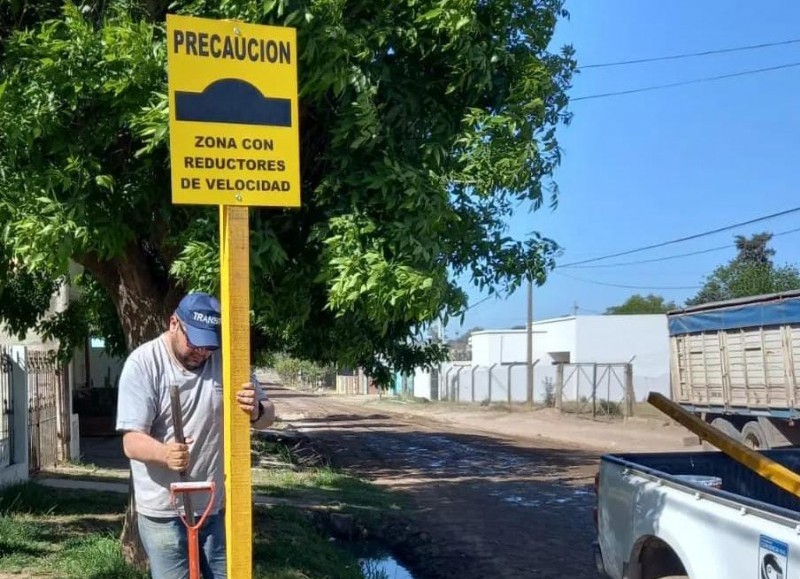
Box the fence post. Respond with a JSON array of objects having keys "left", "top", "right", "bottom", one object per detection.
[
  {"left": 625, "top": 363, "right": 635, "bottom": 418},
  {"left": 555, "top": 363, "right": 563, "bottom": 413},
  {"left": 456, "top": 367, "right": 466, "bottom": 402},
  {"left": 488, "top": 363, "right": 498, "bottom": 404},
  {"left": 471, "top": 365, "right": 478, "bottom": 403},
  {"left": 444, "top": 367, "right": 453, "bottom": 401},
  {"left": 591, "top": 363, "right": 598, "bottom": 420}
]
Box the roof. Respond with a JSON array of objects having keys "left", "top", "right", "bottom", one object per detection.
[
  {"left": 667, "top": 289, "right": 800, "bottom": 315},
  {"left": 667, "top": 290, "right": 800, "bottom": 336}
]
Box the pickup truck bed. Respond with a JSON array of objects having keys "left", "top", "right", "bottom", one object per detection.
[{"left": 597, "top": 449, "right": 800, "bottom": 578}]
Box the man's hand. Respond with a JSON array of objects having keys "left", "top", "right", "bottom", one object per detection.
[
  {"left": 163, "top": 439, "right": 192, "bottom": 472},
  {"left": 236, "top": 382, "right": 260, "bottom": 420}
]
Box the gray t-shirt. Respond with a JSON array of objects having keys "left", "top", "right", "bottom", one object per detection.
[{"left": 116, "top": 334, "right": 263, "bottom": 518}]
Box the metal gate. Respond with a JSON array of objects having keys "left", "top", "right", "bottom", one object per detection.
[
  {"left": 28, "top": 349, "right": 60, "bottom": 471},
  {"left": 555, "top": 362, "right": 634, "bottom": 418},
  {"left": 0, "top": 347, "right": 13, "bottom": 468}
]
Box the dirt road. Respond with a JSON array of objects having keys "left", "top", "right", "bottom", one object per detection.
[{"left": 268, "top": 387, "right": 690, "bottom": 579}]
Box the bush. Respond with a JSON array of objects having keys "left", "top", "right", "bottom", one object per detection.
[{"left": 598, "top": 399, "right": 621, "bottom": 416}]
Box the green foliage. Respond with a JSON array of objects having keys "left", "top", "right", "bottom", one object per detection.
[
  {"left": 0, "top": 481, "right": 378, "bottom": 579},
  {"left": 688, "top": 233, "right": 800, "bottom": 306},
  {"left": 0, "top": 1, "right": 574, "bottom": 383},
  {"left": 447, "top": 326, "right": 483, "bottom": 361},
  {"left": 0, "top": 260, "right": 59, "bottom": 340},
  {"left": 604, "top": 293, "right": 677, "bottom": 315},
  {"left": 273, "top": 355, "right": 335, "bottom": 388},
  {"left": 597, "top": 399, "right": 621, "bottom": 416}
]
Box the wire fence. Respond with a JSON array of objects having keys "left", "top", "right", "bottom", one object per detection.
[{"left": 429, "top": 361, "right": 636, "bottom": 418}]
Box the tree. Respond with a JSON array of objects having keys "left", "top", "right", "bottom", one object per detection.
[
  {"left": 604, "top": 294, "right": 677, "bottom": 315},
  {"left": 447, "top": 327, "right": 484, "bottom": 361},
  {"left": 687, "top": 233, "right": 800, "bottom": 306},
  {"left": 0, "top": 0, "right": 573, "bottom": 564},
  {"left": 0, "top": 0, "right": 574, "bottom": 382}
]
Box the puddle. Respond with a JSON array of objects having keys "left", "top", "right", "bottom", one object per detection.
[
  {"left": 489, "top": 486, "right": 594, "bottom": 509},
  {"left": 346, "top": 541, "right": 416, "bottom": 579},
  {"left": 360, "top": 554, "right": 415, "bottom": 579}
]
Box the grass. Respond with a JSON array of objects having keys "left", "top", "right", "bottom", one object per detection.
[
  {"left": 253, "top": 506, "right": 364, "bottom": 579},
  {"left": 0, "top": 483, "right": 140, "bottom": 578},
  {"left": 251, "top": 466, "right": 406, "bottom": 512},
  {"left": 0, "top": 438, "right": 409, "bottom": 579},
  {"left": 251, "top": 437, "right": 408, "bottom": 513}
]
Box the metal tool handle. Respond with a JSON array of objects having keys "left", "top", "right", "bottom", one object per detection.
[
  {"left": 170, "top": 384, "right": 195, "bottom": 524},
  {"left": 170, "top": 481, "right": 217, "bottom": 579},
  {"left": 648, "top": 393, "right": 800, "bottom": 498}
]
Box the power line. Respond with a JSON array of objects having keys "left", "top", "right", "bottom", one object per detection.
[
  {"left": 572, "top": 61, "right": 800, "bottom": 102},
  {"left": 554, "top": 270, "right": 700, "bottom": 291},
  {"left": 580, "top": 38, "right": 800, "bottom": 69},
  {"left": 557, "top": 206, "right": 800, "bottom": 268},
  {"left": 465, "top": 294, "right": 495, "bottom": 311},
  {"left": 561, "top": 226, "right": 800, "bottom": 269}
]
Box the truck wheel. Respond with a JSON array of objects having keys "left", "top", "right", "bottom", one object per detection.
[
  {"left": 710, "top": 417, "right": 740, "bottom": 441},
  {"left": 742, "top": 421, "right": 770, "bottom": 450}
]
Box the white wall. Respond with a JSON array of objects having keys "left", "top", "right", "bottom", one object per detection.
[
  {"left": 471, "top": 319, "right": 577, "bottom": 366},
  {"left": 470, "top": 330, "right": 528, "bottom": 365},
  {"left": 458, "top": 316, "right": 669, "bottom": 403},
  {"left": 413, "top": 367, "right": 432, "bottom": 399},
  {"left": 575, "top": 315, "right": 670, "bottom": 399},
  {"left": 88, "top": 342, "right": 124, "bottom": 389},
  {"left": 0, "top": 346, "right": 28, "bottom": 488},
  {"left": 530, "top": 317, "right": 578, "bottom": 363}
]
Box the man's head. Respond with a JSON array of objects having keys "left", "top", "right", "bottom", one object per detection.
[{"left": 169, "top": 292, "right": 221, "bottom": 369}]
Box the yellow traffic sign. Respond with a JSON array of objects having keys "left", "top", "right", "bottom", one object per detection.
[{"left": 166, "top": 14, "right": 300, "bottom": 206}]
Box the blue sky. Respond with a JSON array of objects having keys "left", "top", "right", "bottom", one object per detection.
[{"left": 449, "top": 0, "right": 800, "bottom": 336}]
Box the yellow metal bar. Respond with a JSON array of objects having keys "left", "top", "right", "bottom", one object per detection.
[
  {"left": 648, "top": 393, "right": 800, "bottom": 499},
  {"left": 220, "top": 205, "right": 252, "bottom": 579}
]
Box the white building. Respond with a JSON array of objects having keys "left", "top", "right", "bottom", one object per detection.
[{"left": 415, "top": 314, "right": 670, "bottom": 403}]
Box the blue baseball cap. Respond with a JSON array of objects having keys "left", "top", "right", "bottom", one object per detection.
[{"left": 175, "top": 293, "right": 221, "bottom": 349}]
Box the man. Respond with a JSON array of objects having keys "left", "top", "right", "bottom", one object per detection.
[{"left": 116, "top": 292, "right": 275, "bottom": 579}]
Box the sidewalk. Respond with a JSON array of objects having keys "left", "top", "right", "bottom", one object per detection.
[{"left": 35, "top": 476, "right": 339, "bottom": 510}]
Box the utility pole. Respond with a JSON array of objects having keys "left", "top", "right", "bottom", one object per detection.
[
  {"left": 526, "top": 278, "right": 534, "bottom": 408},
  {"left": 435, "top": 317, "right": 444, "bottom": 401}
]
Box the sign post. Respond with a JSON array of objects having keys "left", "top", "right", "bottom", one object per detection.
[{"left": 166, "top": 13, "right": 299, "bottom": 579}]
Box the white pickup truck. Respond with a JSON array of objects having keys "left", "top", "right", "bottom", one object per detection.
[
  {"left": 594, "top": 291, "right": 800, "bottom": 578},
  {"left": 593, "top": 449, "right": 800, "bottom": 578}
]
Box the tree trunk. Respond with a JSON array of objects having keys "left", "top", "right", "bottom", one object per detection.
[
  {"left": 121, "top": 475, "right": 149, "bottom": 571},
  {"left": 79, "top": 243, "right": 182, "bottom": 569}
]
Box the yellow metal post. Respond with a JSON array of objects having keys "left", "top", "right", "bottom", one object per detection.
[
  {"left": 166, "top": 14, "right": 300, "bottom": 576},
  {"left": 220, "top": 205, "right": 252, "bottom": 579},
  {"left": 648, "top": 393, "right": 800, "bottom": 499}
]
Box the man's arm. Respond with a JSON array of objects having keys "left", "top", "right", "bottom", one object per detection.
[{"left": 122, "top": 430, "right": 191, "bottom": 472}]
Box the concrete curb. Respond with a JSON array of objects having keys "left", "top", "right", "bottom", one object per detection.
[{"left": 36, "top": 478, "right": 342, "bottom": 510}]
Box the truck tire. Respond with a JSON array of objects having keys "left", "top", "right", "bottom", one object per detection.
[
  {"left": 710, "top": 417, "right": 740, "bottom": 441},
  {"left": 742, "top": 420, "right": 770, "bottom": 450}
]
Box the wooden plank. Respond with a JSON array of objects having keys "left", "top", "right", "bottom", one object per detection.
[
  {"left": 719, "top": 331, "right": 731, "bottom": 407},
  {"left": 648, "top": 393, "right": 800, "bottom": 499},
  {"left": 220, "top": 205, "right": 253, "bottom": 579},
  {"left": 700, "top": 334, "right": 711, "bottom": 403},
  {"left": 783, "top": 326, "right": 797, "bottom": 408}
]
